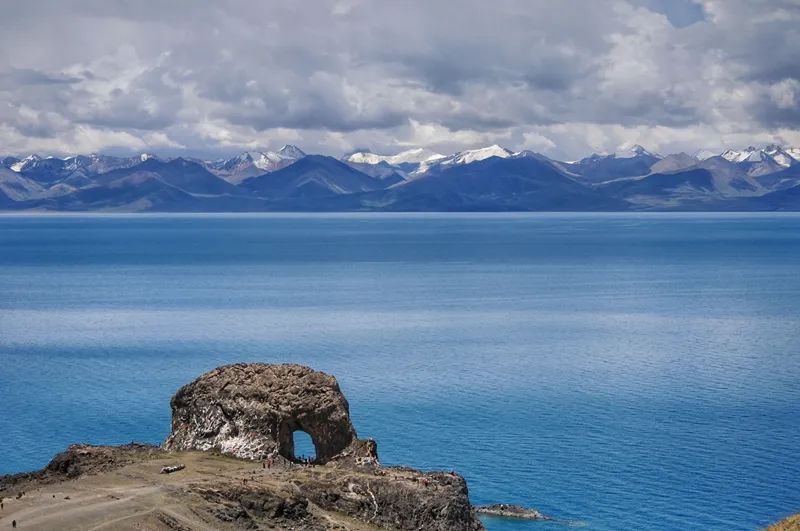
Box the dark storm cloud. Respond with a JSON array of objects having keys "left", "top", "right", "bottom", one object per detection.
[{"left": 0, "top": 0, "right": 797, "bottom": 157}]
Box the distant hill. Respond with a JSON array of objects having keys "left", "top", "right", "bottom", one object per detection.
[
  {"left": 366, "top": 155, "right": 629, "bottom": 211},
  {"left": 241, "top": 155, "right": 386, "bottom": 202},
  {"left": 93, "top": 158, "right": 241, "bottom": 196},
  {"left": 561, "top": 145, "right": 662, "bottom": 184}
]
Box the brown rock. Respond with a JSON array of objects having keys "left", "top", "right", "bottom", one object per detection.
[{"left": 164, "top": 363, "right": 366, "bottom": 464}]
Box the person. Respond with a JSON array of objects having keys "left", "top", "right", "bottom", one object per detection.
[{"left": 12, "top": 520, "right": 16, "bottom": 528}]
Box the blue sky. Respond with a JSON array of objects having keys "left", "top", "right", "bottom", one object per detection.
[{"left": 644, "top": 0, "right": 707, "bottom": 26}]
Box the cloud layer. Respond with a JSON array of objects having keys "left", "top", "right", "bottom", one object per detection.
[{"left": 1, "top": 0, "right": 798, "bottom": 159}]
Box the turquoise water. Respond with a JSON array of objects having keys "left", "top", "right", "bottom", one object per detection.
[{"left": 1, "top": 213, "right": 799, "bottom": 530}]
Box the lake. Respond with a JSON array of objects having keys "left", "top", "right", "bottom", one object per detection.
[{"left": 1, "top": 213, "right": 798, "bottom": 530}]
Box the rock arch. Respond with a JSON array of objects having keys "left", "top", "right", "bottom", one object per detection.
[{"left": 163, "top": 363, "right": 368, "bottom": 464}]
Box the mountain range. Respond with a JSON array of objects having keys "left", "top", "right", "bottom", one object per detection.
[{"left": 2, "top": 143, "right": 800, "bottom": 212}]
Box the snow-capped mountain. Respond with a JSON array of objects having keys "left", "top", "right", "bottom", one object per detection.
[
  {"left": 65, "top": 154, "right": 154, "bottom": 174},
  {"left": 564, "top": 145, "right": 662, "bottom": 184},
  {"left": 9, "top": 154, "right": 45, "bottom": 173},
  {"left": 721, "top": 145, "right": 797, "bottom": 167},
  {"left": 615, "top": 144, "right": 662, "bottom": 160},
  {"left": 439, "top": 144, "right": 514, "bottom": 166},
  {"left": 721, "top": 146, "right": 764, "bottom": 163},
  {"left": 345, "top": 147, "right": 445, "bottom": 166},
  {"left": 694, "top": 149, "right": 718, "bottom": 161},
  {"left": 409, "top": 144, "right": 514, "bottom": 176},
  {"left": 276, "top": 144, "right": 306, "bottom": 160},
  {"left": 764, "top": 145, "right": 798, "bottom": 167},
  {"left": 5, "top": 153, "right": 155, "bottom": 179},
  {"left": 204, "top": 145, "right": 306, "bottom": 184},
  {"left": 344, "top": 145, "right": 514, "bottom": 177},
  {"left": 717, "top": 145, "right": 798, "bottom": 179},
  {"left": 2, "top": 142, "right": 800, "bottom": 212}
]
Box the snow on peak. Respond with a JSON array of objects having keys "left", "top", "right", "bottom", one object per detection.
[
  {"left": 10, "top": 154, "right": 42, "bottom": 172},
  {"left": 140, "top": 153, "right": 156, "bottom": 162},
  {"left": 223, "top": 148, "right": 303, "bottom": 171},
  {"left": 252, "top": 152, "right": 279, "bottom": 171},
  {"left": 721, "top": 145, "right": 795, "bottom": 167},
  {"left": 694, "top": 149, "right": 718, "bottom": 161},
  {"left": 205, "top": 147, "right": 306, "bottom": 179},
  {"left": 721, "top": 146, "right": 759, "bottom": 163},
  {"left": 345, "top": 152, "right": 384, "bottom": 165},
  {"left": 406, "top": 145, "right": 513, "bottom": 175},
  {"left": 277, "top": 145, "right": 306, "bottom": 159},
  {"left": 616, "top": 144, "right": 659, "bottom": 159},
  {"left": 444, "top": 145, "right": 513, "bottom": 166},
  {"left": 346, "top": 147, "right": 445, "bottom": 166},
  {"left": 764, "top": 145, "right": 794, "bottom": 167}
]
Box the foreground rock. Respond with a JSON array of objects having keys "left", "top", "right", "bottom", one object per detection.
[
  {"left": 0, "top": 363, "right": 485, "bottom": 530},
  {"left": 476, "top": 503, "right": 548, "bottom": 520}
]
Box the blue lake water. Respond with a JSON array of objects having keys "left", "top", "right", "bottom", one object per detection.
[{"left": 1, "top": 213, "right": 799, "bottom": 530}]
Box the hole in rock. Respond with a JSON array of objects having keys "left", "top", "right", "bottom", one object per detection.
[{"left": 292, "top": 430, "right": 317, "bottom": 463}]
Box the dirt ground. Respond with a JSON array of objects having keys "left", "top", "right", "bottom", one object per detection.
[{"left": 0, "top": 450, "right": 384, "bottom": 531}]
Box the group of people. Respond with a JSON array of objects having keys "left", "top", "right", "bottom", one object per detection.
[{"left": 257, "top": 450, "right": 316, "bottom": 471}]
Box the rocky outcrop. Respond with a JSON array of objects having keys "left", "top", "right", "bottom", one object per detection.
[
  {"left": 1, "top": 363, "right": 488, "bottom": 531},
  {"left": 1, "top": 447, "right": 485, "bottom": 530},
  {"left": 164, "top": 363, "right": 368, "bottom": 464},
  {"left": 0, "top": 443, "right": 164, "bottom": 491},
  {"left": 298, "top": 468, "right": 482, "bottom": 531},
  {"left": 475, "top": 503, "right": 548, "bottom": 520}
]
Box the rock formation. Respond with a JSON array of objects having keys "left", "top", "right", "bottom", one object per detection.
[
  {"left": 475, "top": 503, "right": 548, "bottom": 520},
  {"left": 0, "top": 363, "right": 487, "bottom": 530},
  {"left": 164, "top": 363, "right": 370, "bottom": 464}
]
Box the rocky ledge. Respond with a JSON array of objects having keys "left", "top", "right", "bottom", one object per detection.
[
  {"left": 475, "top": 503, "right": 548, "bottom": 520},
  {"left": 0, "top": 363, "right": 488, "bottom": 530}
]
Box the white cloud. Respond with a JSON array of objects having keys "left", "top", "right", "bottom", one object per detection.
[{"left": 0, "top": 0, "right": 796, "bottom": 159}]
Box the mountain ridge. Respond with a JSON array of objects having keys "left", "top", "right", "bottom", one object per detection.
[{"left": 2, "top": 143, "right": 799, "bottom": 212}]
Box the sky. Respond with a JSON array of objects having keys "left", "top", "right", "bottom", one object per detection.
[{"left": 0, "top": 0, "right": 799, "bottom": 160}]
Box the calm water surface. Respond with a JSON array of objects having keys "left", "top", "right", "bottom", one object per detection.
[{"left": 1, "top": 213, "right": 798, "bottom": 530}]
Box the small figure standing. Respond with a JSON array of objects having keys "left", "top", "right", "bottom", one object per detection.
[{"left": 12, "top": 520, "right": 17, "bottom": 528}]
